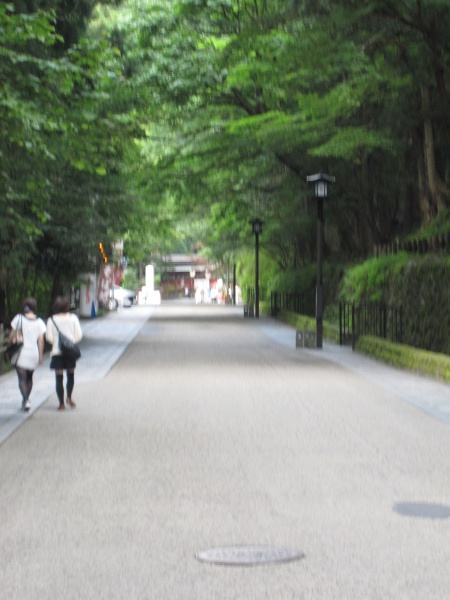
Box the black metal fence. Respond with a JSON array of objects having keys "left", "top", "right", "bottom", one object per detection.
[
  {"left": 246, "top": 287, "right": 269, "bottom": 306},
  {"left": 374, "top": 233, "right": 450, "bottom": 257},
  {"left": 270, "top": 292, "right": 315, "bottom": 317},
  {"left": 339, "top": 302, "right": 403, "bottom": 349},
  {"left": 247, "top": 289, "right": 402, "bottom": 349}
]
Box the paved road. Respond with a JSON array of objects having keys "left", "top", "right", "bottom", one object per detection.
[
  {"left": 0, "top": 305, "right": 156, "bottom": 446},
  {"left": 1, "top": 302, "right": 449, "bottom": 599}
]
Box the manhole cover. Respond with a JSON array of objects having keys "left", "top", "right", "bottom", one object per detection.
[{"left": 196, "top": 545, "right": 305, "bottom": 566}]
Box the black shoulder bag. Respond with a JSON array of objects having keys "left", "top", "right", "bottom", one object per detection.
[{"left": 51, "top": 317, "right": 81, "bottom": 361}]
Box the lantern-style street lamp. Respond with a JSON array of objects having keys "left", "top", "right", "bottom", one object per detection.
[
  {"left": 306, "top": 173, "right": 335, "bottom": 348},
  {"left": 250, "top": 218, "right": 263, "bottom": 318}
]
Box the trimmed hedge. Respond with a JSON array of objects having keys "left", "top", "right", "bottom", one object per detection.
[
  {"left": 274, "top": 308, "right": 340, "bottom": 343},
  {"left": 271, "top": 307, "right": 450, "bottom": 384},
  {"left": 356, "top": 336, "right": 450, "bottom": 384},
  {"left": 340, "top": 254, "right": 450, "bottom": 355}
]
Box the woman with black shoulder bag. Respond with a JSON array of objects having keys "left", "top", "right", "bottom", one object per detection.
[{"left": 46, "top": 296, "right": 82, "bottom": 411}]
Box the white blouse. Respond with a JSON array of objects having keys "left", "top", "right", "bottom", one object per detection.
[
  {"left": 46, "top": 313, "right": 83, "bottom": 356},
  {"left": 10, "top": 314, "right": 46, "bottom": 370}
]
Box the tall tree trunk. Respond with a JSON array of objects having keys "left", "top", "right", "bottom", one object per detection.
[
  {"left": 359, "top": 152, "right": 375, "bottom": 255},
  {"left": 421, "top": 84, "right": 448, "bottom": 214},
  {"left": 417, "top": 148, "right": 433, "bottom": 225}
]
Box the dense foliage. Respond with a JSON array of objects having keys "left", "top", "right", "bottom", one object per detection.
[
  {"left": 340, "top": 253, "right": 450, "bottom": 354},
  {"left": 1, "top": 0, "right": 134, "bottom": 319},
  {"left": 1, "top": 0, "right": 449, "bottom": 351},
  {"left": 112, "top": 0, "right": 449, "bottom": 256}
]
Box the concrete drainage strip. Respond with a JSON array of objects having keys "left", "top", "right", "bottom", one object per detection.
[{"left": 196, "top": 546, "right": 305, "bottom": 567}]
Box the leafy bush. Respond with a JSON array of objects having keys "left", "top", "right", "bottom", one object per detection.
[
  {"left": 340, "top": 254, "right": 450, "bottom": 354},
  {"left": 121, "top": 268, "right": 139, "bottom": 292},
  {"left": 270, "top": 264, "right": 316, "bottom": 293},
  {"left": 408, "top": 207, "right": 450, "bottom": 239}
]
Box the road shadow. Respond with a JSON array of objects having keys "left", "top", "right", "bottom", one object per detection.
[{"left": 394, "top": 502, "right": 450, "bottom": 519}]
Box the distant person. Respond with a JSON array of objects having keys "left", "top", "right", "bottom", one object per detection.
[
  {"left": 9, "top": 297, "right": 46, "bottom": 411},
  {"left": 46, "top": 296, "right": 82, "bottom": 411}
]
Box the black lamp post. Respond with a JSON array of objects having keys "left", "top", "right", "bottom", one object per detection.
[
  {"left": 306, "top": 173, "right": 335, "bottom": 348},
  {"left": 250, "top": 218, "right": 263, "bottom": 318}
]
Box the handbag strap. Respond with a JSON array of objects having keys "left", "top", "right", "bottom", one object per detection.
[
  {"left": 9, "top": 314, "right": 23, "bottom": 345},
  {"left": 51, "top": 316, "right": 60, "bottom": 334},
  {"left": 51, "top": 315, "right": 76, "bottom": 342},
  {"left": 15, "top": 314, "right": 23, "bottom": 337}
]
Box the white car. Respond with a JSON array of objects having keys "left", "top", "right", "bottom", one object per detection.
[{"left": 109, "top": 285, "right": 136, "bottom": 310}]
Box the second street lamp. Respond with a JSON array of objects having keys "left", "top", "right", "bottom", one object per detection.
[
  {"left": 306, "top": 172, "right": 335, "bottom": 348},
  {"left": 250, "top": 218, "right": 263, "bottom": 318}
]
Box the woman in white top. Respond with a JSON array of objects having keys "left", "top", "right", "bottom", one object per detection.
[
  {"left": 9, "top": 297, "right": 46, "bottom": 411},
  {"left": 46, "top": 296, "right": 82, "bottom": 411}
]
